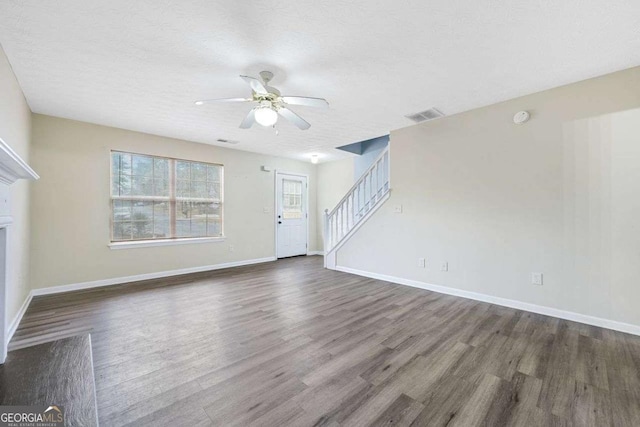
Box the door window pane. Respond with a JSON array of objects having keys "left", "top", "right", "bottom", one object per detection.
[{"left": 282, "top": 179, "right": 303, "bottom": 219}]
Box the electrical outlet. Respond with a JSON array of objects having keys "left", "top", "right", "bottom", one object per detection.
[
  {"left": 531, "top": 272, "right": 543, "bottom": 286},
  {"left": 418, "top": 258, "right": 426, "bottom": 268},
  {"left": 394, "top": 205, "right": 403, "bottom": 213},
  {"left": 229, "top": 245, "right": 235, "bottom": 253},
  {"left": 441, "top": 262, "right": 448, "bottom": 272}
]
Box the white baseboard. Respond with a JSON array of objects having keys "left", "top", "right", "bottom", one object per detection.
[
  {"left": 31, "top": 257, "right": 277, "bottom": 297},
  {"left": 7, "top": 291, "right": 33, "bottom": 347},
  {"left": 307, "top": 251, "right": 325, "bottom": 256},
  {"left": 335, "top": 265, "right": 640, "bottom": 337},
  {"left": 5, "top": 256, "right": 277, "bottom": 348}
]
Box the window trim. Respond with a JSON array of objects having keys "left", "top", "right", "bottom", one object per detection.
[
  {"left": 108, "top": 236, "right": 226, "bottom": 250},
  {"left": 110, "top": 150, "right": 224, "bottom": 244}
]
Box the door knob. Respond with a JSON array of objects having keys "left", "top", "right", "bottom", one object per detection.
[{"left": 278, "top": 221, "right": 282, "bottom": 224}]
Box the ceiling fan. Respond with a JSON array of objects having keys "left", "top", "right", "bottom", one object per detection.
[{"left": 195, "top": 71, "right": 329, "bottom": 131}]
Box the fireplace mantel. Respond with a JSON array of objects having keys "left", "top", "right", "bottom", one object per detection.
[
  {"left": 0, "top": 137, "right": 38, "bottom": 185},
  {"left": 0, "top": 136, "right": 36, "bottom": 364}
]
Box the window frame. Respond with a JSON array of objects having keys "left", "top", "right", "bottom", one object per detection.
[{"left": 109, "top": 150, "right": 225, "bottom": 248}]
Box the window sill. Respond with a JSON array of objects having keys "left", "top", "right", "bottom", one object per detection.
[{"left": 108, "top": 236, "right": 226, "bottom": 250}]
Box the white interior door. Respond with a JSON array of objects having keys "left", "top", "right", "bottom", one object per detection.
[{"left": 276, "top": 173, "right": 308, "bottom": 258}]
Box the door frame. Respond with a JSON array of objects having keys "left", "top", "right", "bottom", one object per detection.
[{"left": 274, "top": 171, "right": 309, "bottom": 258}]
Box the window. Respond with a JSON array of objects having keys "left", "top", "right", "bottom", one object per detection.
[
  {"left": 281, "top": 179, "right": 303, "bottom": 219},
  {"left": 111, "top": 151, "right": 223, "bottom": 242}
]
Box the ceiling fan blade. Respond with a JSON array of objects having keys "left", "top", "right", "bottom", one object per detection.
[
  {"left": 195, "top": 98, "right": 252, "bottom": 105},
  {"left": 239, "top": 109, "right": 256, "bottom": 129},
  {"left": 240, "top": 75, "right": 268, "bottom": 95},
  {"left": 277, "top": 107, "right": 311, "bottom": 130},
  {"left": 281, "top": 96, "right": 329, "bottom": 108}
]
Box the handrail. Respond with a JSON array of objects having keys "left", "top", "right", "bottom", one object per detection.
[
  {"left": 323, "top": 145, "right": 390, "bottom": 257},
  {"left": 327, "top": 146, "right": 390, "bottom": 217}
]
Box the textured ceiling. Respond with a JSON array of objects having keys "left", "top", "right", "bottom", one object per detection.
[{"left": 1, "top": 1, "right": 639, "bottom": 162}]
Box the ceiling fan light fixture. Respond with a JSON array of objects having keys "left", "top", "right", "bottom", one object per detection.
[
  {"left": 254, "top": 107, "right": 278, "bottom": 127},
  {"left": 195, "top": 72, "right": 327, "bottom": 130}
]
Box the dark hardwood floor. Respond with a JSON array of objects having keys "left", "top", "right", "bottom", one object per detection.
[
  {"left": 10, "top": 256, "right": 640, "bottom": 426},
  {"left": 1, "top": 334, "right": 98, "bottom": 426}
]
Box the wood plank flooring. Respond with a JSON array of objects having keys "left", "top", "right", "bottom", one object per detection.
[
  {"left": 10, "top": 256, "right": 640, "bottom": 426},
  {"left": 0, "top": 334, "right": 99, "bottom": 426}
]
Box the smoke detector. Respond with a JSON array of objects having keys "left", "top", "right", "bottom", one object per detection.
[
  {"left": 513, "top": 111, "right": 530, "bottom": 125},
  {"left": 405, "top": 108, "right": 444, "bottom": 123}
]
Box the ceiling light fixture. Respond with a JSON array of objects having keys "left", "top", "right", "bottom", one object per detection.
[
  {"left": 195, "top": 71, "right": 327, "bottom": 130},
  {"left": 310, "top": 154, "right": 319, "bottom": 164},
  {"left": 254, "top": 107, "right": 278, "bottom": 127}
]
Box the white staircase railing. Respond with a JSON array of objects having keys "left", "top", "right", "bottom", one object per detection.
[{"left": 323, "top": 146, "right": 390, "bottom": 267}]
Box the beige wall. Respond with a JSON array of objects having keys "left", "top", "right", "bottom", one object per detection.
[
  {"left": 30, "top": 115, "right": 319, "bottom": 289},
  {"left": 0, "top": 45, "right": 33, "bottom": 323},
  {"left": 337, "top": 67, "right": 640, "bottom": 327},
  {"left": 316, "top": 158, "right": 354, "bottom": 251}
]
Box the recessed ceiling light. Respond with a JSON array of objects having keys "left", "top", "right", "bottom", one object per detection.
[
  {"left": 194, "top": 101, "right": 204, "bottom": 105},
  {"left": 310, "top": 154, "right": 319, "bottom": 164}
]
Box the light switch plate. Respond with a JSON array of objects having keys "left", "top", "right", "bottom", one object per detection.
[
  {"left": 441, "top": 262, "right": 448, "bottom": 272},
  {"left": 394, "top": 205, "right": 403, "bottom": 213},
  {"left": 531, "top": 272, "right": 543, "bottom": 286},
  {"left": 418, "top": 258, "right": 426, "bottom": 268}
]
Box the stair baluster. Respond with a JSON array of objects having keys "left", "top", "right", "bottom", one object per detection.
[{"left": 323, "top": 146, "right": 391, "bottom": 268}]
